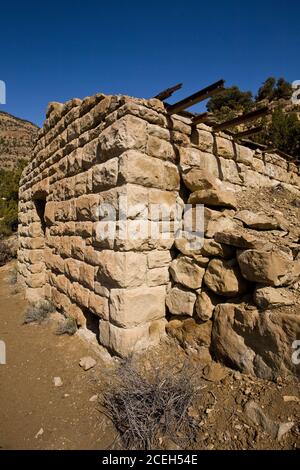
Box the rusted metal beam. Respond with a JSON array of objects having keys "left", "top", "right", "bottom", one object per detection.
[
  {"left": 192, "top": 112, "right": 210, "bottom": 125},
  {"left": 166, "top": 79, "right": 225, "bottom": 115},
  {"left": 154, "top": 83, "right": 183, "bottom": 101},
  {"left": 213, "top": 106, "right": 269, "bottom": 132},
  {"left": 234, "top": 125, "right": 264, "bottom": 139}
]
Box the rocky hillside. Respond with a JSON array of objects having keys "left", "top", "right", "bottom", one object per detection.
[{"left": 0, "top": 111, "right": 39, "bottom": 169}]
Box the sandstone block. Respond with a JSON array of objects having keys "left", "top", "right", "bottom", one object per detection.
[
  {"left": 92, "top": 158, "right": 118, "bottom": 192},
  {"left": 96, "top": 251, "right": 147, "bottom": 288},
  {"left": 166, "top": 286, "right": 196, "bottom": 316},
  {"left": 119, "top": 150, "right": 180, "bottom": 191},
  {"left": 99, "top": 318, "right": 166, "bottom": 358},
  {"left": 109, "top": 286, "right": 166, "bottom": 328},
  {"left": 88, "top": 292, "right": 109, "bottom": 320},
  {"left": 98, "top": 115, "right": 147, "bottom": 160}
]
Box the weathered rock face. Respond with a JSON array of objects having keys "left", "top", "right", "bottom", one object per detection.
[
  {"left": 211, "top": 303, "right": 300, "bottom": 379},
  {"left": 17, "top": 90, "right": 300, "bottom": 368}
]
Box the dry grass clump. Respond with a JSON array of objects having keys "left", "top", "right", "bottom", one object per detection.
[
  {"left": 102, "top": 360, "right": 198, "bottom": 450},
  {"left": 23, "top": 300, "right": 56, "bottom": 324},
  {"left": 56, "top": 316, "right": 77, "bottom": 336}
]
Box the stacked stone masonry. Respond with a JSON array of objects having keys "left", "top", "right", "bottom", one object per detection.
[{"left": 18, "top": 92, "right": 300, "bottom": 364}]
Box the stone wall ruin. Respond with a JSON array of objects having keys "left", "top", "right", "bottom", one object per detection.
[{"left": 17, "top": 93, "right": 300, "bottom": 376}]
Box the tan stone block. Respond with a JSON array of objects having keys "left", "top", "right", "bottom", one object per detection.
[
  {"left": 69, "top": 282, "right": 90, "bottom": 308},
  {"left": 219, "top": 157, "right": 242, "bottom": 185},
  {"left": 75, "top": 222, "right": 94, "bottom": 238},
  {"left": 28, "top": 222, "right": 44, "bottom": 237},
  {"left": 147, "top": 250, "right": 172, "bottom": 268},
  {"left": 119, "top": 150, "right": 180, "bottom": 190},
  {"left": 235, "top": 144, "right": 254, "bottom": 166},
  {"left": 94, "top": 282, "right": 110, "bottom": 298},
  {"left": 25, "top": 287, "right": 45, "bottom": 303},
  {"left": 109, "top": 285, "right": 165, "bottom": 328},
  {"left": 79, "top": 262, "right": 95, "bottom": 290},
  {"left": 148, "top": 189, "right": 179, "bottom": 221},
  {"left": 96, "top": 251, "right": 147, "bottom": 288},
  {"left": 28, "top": 237, "right": 45, "bottom": 250},
  {"left": 67, "top": 148, "right": 82, "bottom": 175},
  {"left": 166, "top": 285, "right": 196, "bottom": 316},
  {"left": 92, "top": 158, "right": 118, "bottom": 191},
  {"left": 71, "top": 236, "right": 86, "bottom": 261},
  {"left": 252, "top": 157, "right": 265, "bottom": 173},
  {"left": 179, "top": 147, "right": 219, "bottom": 177},
  {"left": 27, "top": 249, "right": 44, "bottom": 264},
  {"left": 194, "top": 129, "right": 214, "bottom": 152},
  {"left": 84, "top": 245, "right": 103, "bottom": 266},
  {"left": 59, "top": 237, "right": 73, "bottom": 258},
  {"left": 88, "top": 292, "right": 109, "bottom": 320},
  {"left": 216, "top": 136, "right": 234, "bottom": 159},
  {"left": 146, "top": 135, "right": 176, "bottom": 162},
  {"left": 147, "top": 267, "right": 169, "bottom": 286},
  {"left": 64, "top": 258, "right": 81, "bottom": 281},
  {"left": 99, "top": 318, "right": 166, "bottom": 357},
  {"left": 98, "top": 115, "right": 147, "bottom": 160},
  {"left": 81, "top": 139, "right": 97, "bottom": 169},
  {"left": 76, "top": 194, "right": 100, "bottom": 221},
  {"left": 26, "top": 272, "right": 46, "bottom": 288},
  {"left": 44, "top": 201, "right": 56, "bottom": 225}
]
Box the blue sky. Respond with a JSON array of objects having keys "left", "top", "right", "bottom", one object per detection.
[{"left": 0, "top": 0, "right": 299, "bottom": 127}]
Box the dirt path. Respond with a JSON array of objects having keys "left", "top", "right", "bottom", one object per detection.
[{"left": 0, "top": 262, "right": 115, "bottom": 450}]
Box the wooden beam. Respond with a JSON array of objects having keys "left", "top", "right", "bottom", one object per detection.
[
  {"left": 166, "top": 79, "right": 225, "bottom": 115},
  {"left": 213, "top": 106, "right": 269, "bottom": 132},
  {"left": 154, "top": 83, "right": 183, "bottom": 101},
  {"left": 234, "top": 125, "right": 264, "bottom": 139},
  {"left": 192, "top": 112, "right": 210, "bottom": 125}
]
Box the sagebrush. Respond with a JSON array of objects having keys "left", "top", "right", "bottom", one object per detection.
[{"left": 102, "top": 361, "right": 198, "bottom": 450}]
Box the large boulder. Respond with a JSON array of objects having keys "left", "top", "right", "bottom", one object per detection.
[
  {"left": 203, "top": 258, "right": 249, "bottom": 297},
  {"left": 211, "top": 303, "right": 300, "bottom": 379},
  {"left": 169, "top": 256, "right": 205, "bottom": 289},
  {"left": 237, "top": 249, "right": 292, "bottom": 286}
]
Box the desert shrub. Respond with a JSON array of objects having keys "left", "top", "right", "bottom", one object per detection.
[
  {"left": 56, "top": 317, "right": 77, "bottom": 336},
  {"left": 23, "top": 300, "right": 56, "bottom": 324},
  {"left": 0, "top": 240, "right": 13, "bottom": 266},
  {"left": 102, "top": 361, "right": 198, "bottom": 450}
]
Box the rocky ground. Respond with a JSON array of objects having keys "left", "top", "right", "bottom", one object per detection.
[{"left": 0, "top": 260, "right": 299, "bottom": 450}]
